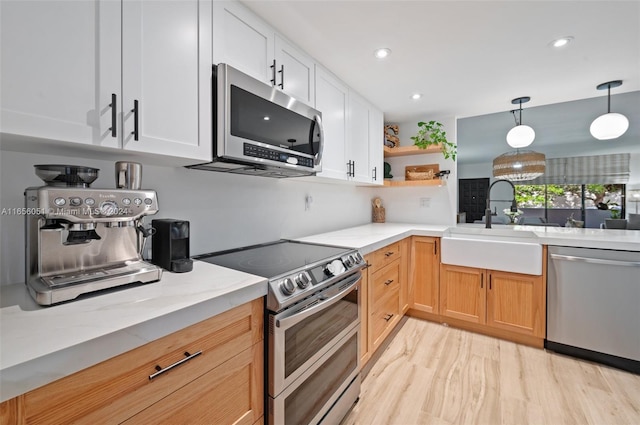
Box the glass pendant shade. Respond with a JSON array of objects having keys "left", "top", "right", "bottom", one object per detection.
[
  {"left": 590, "top": 112, "right": 629, "bottom": 140},
  {"left": 506, "top": 124, "right": 535, "bottom": 148}
]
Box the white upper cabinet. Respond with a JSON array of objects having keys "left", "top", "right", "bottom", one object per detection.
[
  {"left": 315, "top": 66, "right": 348, "bottom": 180},
  {"left": 0, "top": 0, "right": 212, "bottom": 163},
  {"left": 212, "top": 1, "right": 274, "bottom": 83},
  {"left": 347, "top": 91, "right": 372, "bottom": 183},
  {"left": 213, "top": 1, "right": 315, "bottom": 106},
  {"left": 369, "top": 107, "right": 385, "bottom": 185},
  {"left": 0, "top": 0, "right": 121, "bottom": 148},
  {"left": 122, "top": 0, "right": 212, "bottom": 160},
  {"left": 274, "top": 35, "right": 315, "bottom": 106}
]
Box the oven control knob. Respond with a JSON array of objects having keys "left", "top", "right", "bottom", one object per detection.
[
  {"left": 343, "top": 256, "right": 353, "bottom": 268},
  {"left": 354, "top": 252, "right": 363, "bottom": 263},
  {"left": 295, "top": 273, "right": 310, "bottom": 289},
  {"left": 280, "top": 278, "right": 296, "bottom": 295}
]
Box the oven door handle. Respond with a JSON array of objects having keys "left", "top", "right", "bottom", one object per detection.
[{"left": 276, "top": 273, "right": 360, "bottom": 329}]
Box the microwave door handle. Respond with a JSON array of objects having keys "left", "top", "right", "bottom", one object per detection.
[
  {"left": 275, "top": 273, "right": 360, "bottom": 329},
  {"left": 314, "top": 114, "right": 324, "bottom": 168}
]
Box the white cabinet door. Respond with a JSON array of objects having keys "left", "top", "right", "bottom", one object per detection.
[
  {"left": 315, "top": 66, "right": 348, "bottom": 180},
  {"left": 212, "top": 1, "right": 274, "bottom": 84},
  {"left": 347, "top": 91, "right": 372, "bottom": 183},
  {"left": 122, "top": 0, "right": 212, "bottom": 161},
  {"left": 0, "top": 0, "right": 121, "bottom": 148},
  {"left": 369, "top": 107, "right": 384, "bottom": 185},
  {"left": 274, "top": 35, "right": 315, "bottom": 106}
]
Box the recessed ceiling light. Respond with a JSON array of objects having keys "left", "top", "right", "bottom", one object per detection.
[
  {"left": 263, "top": 116, "right": 270, "bottom": 121},
  {"left": 374, "top": 48, "right": 391, "bottom": 59},
  {"left": 411, "top": 93, "right": 422, "bottom": 100},
  {"left": 550, "top": 36, "right": 574, "bottom": 48}
]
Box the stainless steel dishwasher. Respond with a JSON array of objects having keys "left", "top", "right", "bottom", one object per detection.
[{"left": 547, "top": 246, "right": 640, "bottom": 374}]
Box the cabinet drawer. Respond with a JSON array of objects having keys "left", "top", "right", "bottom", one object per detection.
[
  {"left": 371, "top": 288, "right": 399, "bottom": 345},
  {"left": 370, "top": 242, "right": 401, "bottom": 273},
  {"left": 123, "top": 341, "right": 263, "bottom": 425},
  {"left": 22, "top": 299, "right": 263, "bottom": 425},
  {"left": 371, "top": 260, "right": 400, "bottom": 303}
]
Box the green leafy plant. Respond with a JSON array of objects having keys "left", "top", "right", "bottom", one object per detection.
[
  {"left": 410, "top": 121, "right": 457, "bottom": 161},
  {"left": 610, "top": 208, "right": 622, "bottom": 219}
]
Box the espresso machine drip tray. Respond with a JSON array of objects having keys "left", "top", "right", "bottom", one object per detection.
[{"left": 29, "top": 261, "right": 162, "bottom": 305}]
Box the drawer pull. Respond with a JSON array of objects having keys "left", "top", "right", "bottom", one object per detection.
[
  {"left": 149, "top": 350, "right": 202, "bottom": 380},
  {"left": 384, "top": 251, "right": 394, "bottom": 257},
  {"left": 384, "top": 313, "right": 394, "bottom": 322},
  {"left": 384, "top": 279, "right": 394, "bottom": 286}
]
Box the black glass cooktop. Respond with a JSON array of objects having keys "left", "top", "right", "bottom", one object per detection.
[{"left": 194, "top": 240, "right": 351, "bottom": 279}]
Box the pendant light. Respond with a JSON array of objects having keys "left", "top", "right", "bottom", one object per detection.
[
  {"left": 590, "top": 80, "right": 629, "bottom": 140},
  {"left": 493, "top": 150, "right": 546, "bottom": 181},
  {"left": 506, "top": 97, "right": 535, "bottom": 148}
]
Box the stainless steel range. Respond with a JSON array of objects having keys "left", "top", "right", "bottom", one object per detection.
[{"left": 195, "top": 240, "right": 365, "bottom": 425}]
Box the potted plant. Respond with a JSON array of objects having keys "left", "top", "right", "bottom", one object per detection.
[
  {"left": 605, "top": 206, "right": 627, "bottom": 229},
  {"left": 410, "top": 120, "right": 457, "bottom": 161}
]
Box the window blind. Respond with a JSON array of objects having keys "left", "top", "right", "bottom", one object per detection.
[{"left": 528, "top": 153, "right": 630, "bottom": 184}]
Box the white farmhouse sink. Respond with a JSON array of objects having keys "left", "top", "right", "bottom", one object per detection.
[{"left": 441, "top": 227, "right": 542, "bottom": 275}]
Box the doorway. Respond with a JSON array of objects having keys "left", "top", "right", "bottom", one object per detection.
[{"left": 458, "top": 178, "right": 489, "bottom": 223}]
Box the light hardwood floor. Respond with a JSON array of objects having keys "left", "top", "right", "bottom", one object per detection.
[{"left": 342, "top": 318, "right": 640, "bottom": 425}]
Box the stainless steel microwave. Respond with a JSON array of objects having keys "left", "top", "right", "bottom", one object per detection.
[{"left": 189, "top": 64, "right": 323, "bottom": 178}]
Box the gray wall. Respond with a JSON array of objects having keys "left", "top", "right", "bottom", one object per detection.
[{"left": 0, "top": 150, "right": 374, "bottom": 286}]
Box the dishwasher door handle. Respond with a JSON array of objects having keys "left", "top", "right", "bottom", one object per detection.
[{"left": 550, "top": 253, "right": 640, "bottom": 268}]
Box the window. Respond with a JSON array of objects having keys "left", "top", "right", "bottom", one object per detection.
[{"left": 515, "top": 184, "right": 625, "bottom": 228}]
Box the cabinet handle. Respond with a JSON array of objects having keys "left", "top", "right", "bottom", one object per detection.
[
  {"left": 347, "top": 160, "right": 353, "bottom": 177},
  {"left": 270, "top": 59, "right": 277, "bottom": 86},
  {"left": 434, "top": 241, "right": 438, "bottom": 256},
  {"left": 362, "top": 262, "right": 372, "bottom": 269},
  {"left": 131, "top": 100, "right": 139, "bottom": 141},
  {"left": 384, "top": 313, "right": 394, "bottom": 322},
  {"left": 384, "top": 251, "right": 394, "bottom": 257},
  {"left": 149, "top": 350, "right": 202, "bottom": 380},
  {"left": 480, "top": 274, "right": 483, "bottom": 289},
  {"left": 278, "top": 64, "right": 284, "bottom": 89},
  {"left": 373, "top": 167, "right": 377, "bottom": 181},
  {"left": 489, "top": 275, "right": 492, "bottom": 290},
  {"left": 109, "top": 93, "right": 117, "bottom": 137},
  {"left": 384, "top": 279, "right": 394, "bottom": 286}
]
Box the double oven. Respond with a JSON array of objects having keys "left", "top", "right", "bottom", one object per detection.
[{"left": 196, "top": 240, "right": 365, "bottom": 424}]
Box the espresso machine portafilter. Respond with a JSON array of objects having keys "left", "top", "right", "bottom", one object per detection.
[{"left": 25, "top": 164, "right": 162, "bottom": 305}]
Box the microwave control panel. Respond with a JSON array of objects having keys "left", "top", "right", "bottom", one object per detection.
[{"left": 244, "top": 143, "right": 314, "bottom": 168}]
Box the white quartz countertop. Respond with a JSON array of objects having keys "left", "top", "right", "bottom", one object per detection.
[
  {"left": 296, "top": 222, "right": 640, "bottom": 252},
  {"left": 0, "top": 261, "right": 267, "bottom": 402},
  {"left": 3, "top": 221, "right": 639, "bottom": 402}
]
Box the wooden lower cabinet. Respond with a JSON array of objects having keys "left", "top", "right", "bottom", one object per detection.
[
  {"left": 439, "top": 263, "right": 546, "bottom": 345},
  {"left": 359, "top": 253, "right": 371, "bottom": 366},
  {"left": 409, "top": 236, "right": 440, "bottom": 315},
  {"left": 486, "top": 270, "right": 545, "bottom": 337},
  {"left": 439, "top": 264, "right": 486, "bottom": 324},
  {"left": 370, "top": 260, "right": 401, "bottom": 352},
  {"left": 0, "top": 299, "right": 264, "bottom": 425},
  {"left": 361, "top": 239, "right": 409, "bottom": 368}
]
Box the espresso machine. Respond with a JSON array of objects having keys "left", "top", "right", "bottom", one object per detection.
[{"left": 25, "top": 164, "right": 162, "bottom": 305}]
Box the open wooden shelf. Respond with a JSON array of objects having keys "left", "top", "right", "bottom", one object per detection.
[
  {"left": 383, "top": 145, "right": 442, "bottom": 157},
  {"left": 382, "top": 179, "right": 446, "bottom": 187}
]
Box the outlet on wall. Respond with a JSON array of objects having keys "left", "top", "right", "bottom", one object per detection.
[{"left": 419, "top": 197, "right": 431, "bottom": 208}]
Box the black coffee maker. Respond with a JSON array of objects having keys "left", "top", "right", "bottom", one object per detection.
[{"left": 151, "top": 219, "right": 193, "bottom": 273}]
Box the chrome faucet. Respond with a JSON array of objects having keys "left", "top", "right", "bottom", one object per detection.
[{"left": 485, "top": 179, "right": 518, "bottom": 228}]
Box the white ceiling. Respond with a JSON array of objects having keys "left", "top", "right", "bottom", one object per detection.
[{"left": 241, "top": 0, "right": 640, "bottom": 164}]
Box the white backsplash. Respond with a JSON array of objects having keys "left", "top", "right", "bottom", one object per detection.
[{"left": 0, "top": 150, "right": 374, "bottom": 286}]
